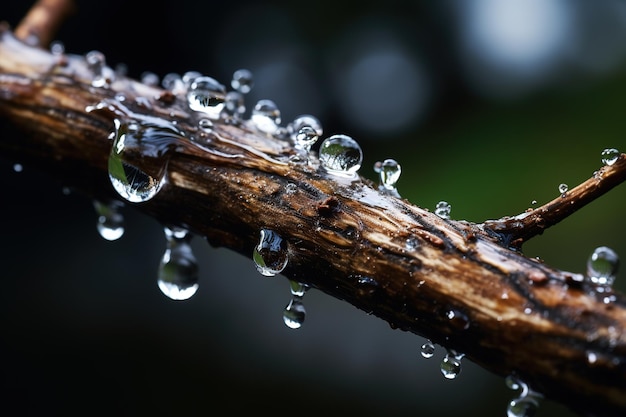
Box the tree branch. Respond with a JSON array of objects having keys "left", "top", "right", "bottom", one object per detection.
[{"left": 1, "top": 4, "right": 625, "bottom": 417}]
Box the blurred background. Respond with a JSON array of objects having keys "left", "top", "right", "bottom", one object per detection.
[{"left": 1, "top": 0, "right": 625, "bottom": 416}]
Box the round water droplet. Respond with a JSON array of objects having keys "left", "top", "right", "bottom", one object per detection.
[
  {"left": 231, "top": 69, "right": 254, "bottom": 94},
  {"left": 507, "top": 397, "right": 540, "bottom": 417},
  {"left": 405, "top": 237, "right": 419, "bottom": 251},
  {"left": 162, "top": 73, "right": 185, "bottom": 94},
  {"left": 586, "top": 246, "right": 619, "bottom": 287},
  {"left": 446, "top": 309, "right": 470, "bottom": 330},
  {"left": 158, "top": 227, "right": 199, "bottom": 301},
  {"left": 50, "top": 40, "right": 65, "bottom": 55},
  {"left": 13, "top": 163, "right": 23, "bottom": 172},
  {"left": 253, "top": 229, "right": 289, "bottom": 277},
  {"left": 283, "top": 298, "right": 306, "bottom": 329},
  {"left": 85, "top": 50, "right": 114, "bottom": 88},
  {"left": 440, "top": 351, "right": 463, "bottom": 380},
  {"left": 376, "top": 159, "right": 402, "bottom": 191},
  {"left": 290, "top": 115, "right": 323, "bottom": 139},
  {"left": 294, "top": 126, "right": 319, "bottom": 152},
  {"left": 288, "top": 280, "right": 308, "bottom": 297},
  {"left": 558, "top": 183, "right": 568, "bottom": 195},
  {"left": 420, "top": 340, "right": 435, "bottom": 359},
  {"left": 187, "top": 76, "right": 226, "bottom": 118},
  {"left": 251, "top": 99, "right": 281, "bottom": 134},
  {"left": 108, "top": 119, "right": 171, "bottom": 203},
  {"left": 93, "top": 200, "right": 125, "bottom": 241},
  {"left": 198, "top": 118, "right": 213, "bottom": 131},
  {"left": 223, "top": 91, "right": 245, "bottom": 120},
  {"left": 318, "top": 134, "right": 363, "bottom": 178},
  {"left": 435, "top": 201, "right": 451, "bottom": 219},
  {"left": 601, "top": 148, "right": 620, "bottom": 166}
]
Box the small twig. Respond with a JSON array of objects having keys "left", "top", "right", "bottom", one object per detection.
[
  {"left": 483, "top": 153, "right": 626, "bottom": 248},
  {"left": 14, "top": 0, "right": 75, "bottom": 47}
]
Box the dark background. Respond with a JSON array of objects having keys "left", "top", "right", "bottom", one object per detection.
[{"left": 1, "top": 1, "right": 625, "bottom": 416}]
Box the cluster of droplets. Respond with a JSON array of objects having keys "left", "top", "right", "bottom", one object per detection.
[
  {"left": 157, "top": 226, "right": 199, "bottom": 301},
  {"left": 93, "top": 200, "right": 125, "bottom": 241},
  {"left": 585, "top": 245, "right": 619, "bottom": 303},
  {"left": 505, "top": 376, "right": 542, "bottom": 417},
  {"left": 283, "top": 280, "right": 308, "bottom": 329},
  {"left": 373, "top": 159, "right": 402, "bottom": 196}
]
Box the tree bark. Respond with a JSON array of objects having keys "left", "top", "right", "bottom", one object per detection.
[{"left": 0, "top": 4, "right": 625, "bottom": 416}]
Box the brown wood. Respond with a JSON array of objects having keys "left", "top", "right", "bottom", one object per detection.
[{"left": 1, "top": 3, "right": 625, "bottom": 416}]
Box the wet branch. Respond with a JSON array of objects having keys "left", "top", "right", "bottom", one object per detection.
[{"left": 1, "top": 3, "right": 626, "bottom": 417}]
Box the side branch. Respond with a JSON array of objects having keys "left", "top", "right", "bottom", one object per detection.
[{"left": 0, "top": 26, "right": 625, "bottom": 417}]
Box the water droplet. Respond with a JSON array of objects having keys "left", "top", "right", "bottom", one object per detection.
[
  {"left": 289, "top": 115, "right": 323, "bottom": 140},
  {"left": 231, "top": 69, "right": 254, "bottom": 94},
  {"left": 108, "top": 118, "right": 174, "bottom": 203},
  {"left": 420, "top": 340, "right": 435, "bottom": 358},
  {"left": 283, "top": 298, "right": 306, "bottom": 329},
  {"left": 50, "top": 40, "right": 64, "bottom": 55},
  {"left": 288, "top": 280, "right": 308, "bottom": 297},
  {"left": 506, "top": 376, "right": 542, "bottom": 417},
  {"left": 251, "top": 99, "right": 281, "bottom": 134},
  {"left": 187, "top": 76, "right": 226, "bottom": 118},
  {"left": 158, "top": 226, "right": 199, "bottom": 300},
  {"left": 141, "top": 71, "right": 159, "bottom": 86},
  {"left": 285, "top": 182, "right": 298, "bottom": 195},
  {"left": 85, "top": 50, "right": 114, "bottom": 88},
  {"left": 294, "top": 126, "right": 319, "bottom": 153},
  {"left": 318, "top": 134, "right": 363, "bottom": 178},
  {"left": 374, "top": 159, "right": 402, "bottom": 194},
  {"left": 198, "top": 118, "right": 213, "bottom": 131},
  {"left": 223, "top": 91, "right": 245, "bottom": 121},
  {"left": 558, "top": 183, "right": 568, "bottom": 196},
  {"left": 586, "top": 246, "right": 619, "bottom": 288},
  {"left": 405, "top": 237, "right": 419, "bottom": 251},
  {"left": 446, "top": 309, "right": 470, "bottom": 330},
  {"left": 93, "top": 200, "right": 125, "bottom": 241},
  {"left": 601, "top": 148, "right": 620, "bottom": 166},
  {"left": 12, "top": 163, "right": 23, "bottom": 172},
  {"left": 162, "top": 72, "right": 185, "bottom": 94},
  {"left": 435, "top": 201, "right": 451, "bottom": 219},
  {"left": 253, "top": 229, "right": 289, "bottom": 276},
  {"left": 440, "top": 350, "right": 464, "bottom": 379}
]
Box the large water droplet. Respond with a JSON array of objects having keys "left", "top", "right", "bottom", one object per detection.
[
  {"left": 108, "top": 119, "right": 173, "bottom": 203},
  {"left": 157, "top": 226, "right": 199, "bottom": 300},
  {"left": 435, "top": 201, "right": 451, "bottom": 219},
  {"left": 93, "top": 200, "right": 125, "bottom": 241},
  {"left": 251, "top": 99, "right": 281, "bottom": 134},
  {"left": 231, "top": 69, "right": 254, "bottom": 94},
  {"left": 374, "top": 159, "right": 402, "bottom": 195},
  {"left": 318, "top": 134, "right": 363, "bottom": 178},
  {"left": 506, "top": 376, "right": 542, "bottom": 417},
  {"left": 586, "top": 246, "right": 619, "bottom": 287},
  {"left": 601, "top": 148, "right": 620, "bottom": 166},
  {"left": 187, "top": 76, "right": 226, "bottom": 118},
  {"left": 420, "top": 340, "right": 435, "bottom": 359},
  {"left": 440, "top": 350, "right": 463, "bottom": 379},
  {"left": 253, "top": 229, "right": 289, "bottom": 277}
]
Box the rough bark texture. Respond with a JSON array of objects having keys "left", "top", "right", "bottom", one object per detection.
[{"left": 0, "top": 6, "right": 625, "bottom": 417}]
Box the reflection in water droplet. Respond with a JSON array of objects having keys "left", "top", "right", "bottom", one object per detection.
[
  {"left": 187, "top": 76, "right": 226, "bottom": 118},
  {"left": 587, "top": 246, "right": 619, "bottom": 287},
  {"left": 108, "top": 119, "right": 174, "bottom": 203},
  {"left": 420, "top": 340, "right": 435, "bottom": 358},
  {"left": 283, "top": 298, "right": 306, "bottom": 329},
  {"left": 440, "top": 350, "right": 463, "bottom": 379},
  {"left": 231, "top": 69, "right": 254, "bottom": 94},
  {"left": 319, "top": 134, "right": 363, "bottom": 178},
  {"left": 93, "top": 199, "right": 125, "bottom": 241},
  {"left": 506, "top": 376, "right": 542, "bottom": 417},
  {"left": 601, "top": 148, "right": 620, "bottom": 166},
  {"left": 253, "top": 229, "right": 289, "bottom": 276},
  {"left": 558, "top": 183, "right": 568, "bottom": 196},
  {"left": 251, "top": 99, "right": 281, "bottom": 134},
  {"left": 158, "top": 226, "right": 199, "bottom": 301},
  {"left": 435, "top": 201, "right": 451, "bottom": 219},
  {"left": 374, "top": 159, "right": 402, "bottom": 195}
]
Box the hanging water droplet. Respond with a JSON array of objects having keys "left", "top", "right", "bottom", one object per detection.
[
  {"left": 251, "top": 99, "right": 281, "bottom": 134},
  {"left": 158, "top": 226, "right": 199, "bottom": 301},
  {"left": 283, "top": 298, "right": 306, "bottom": 329},
  {"left": 558, "top": 183, "right": 568, "bottom": 196},
  {"left": 435, "top": 201, "right": 451, "bottom": 219},
  {"left": 93, "top": 199, "right": 125, "bottom": 241},
  {"left": 231, "top": 69, "right": 254, "bottom": 94},
  {"left": 187, "top": 76, "right": 226, "bottom": 118},
  {"left": 586, "top": 246, "right": 619, "bottom": 288},
  {"left": 440, "top": 350, "right": 464, "bottom": 379},
  {"left": 420, "top": 340, "right": 435, "bottom": 359},
  {"left": 506, "top": 376, "right": 542, "bottom": 417},
  {"left": 108, "top": 118, "right": 174, "bottom": 203},
  {"left": 318, "top": 134, "right": 363, "bottom": 178},
  {"left": 374, "top": 159, "right": 402, "bottom": 194},
  {"left": 288, "top": 280, "right": 308, "bottom": 297},
  {"left": 253, "top": 229, "right": 289, "bottom": 276},
  {"left": 601, "top": 148, "right": 620, "bottom": 166}
]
